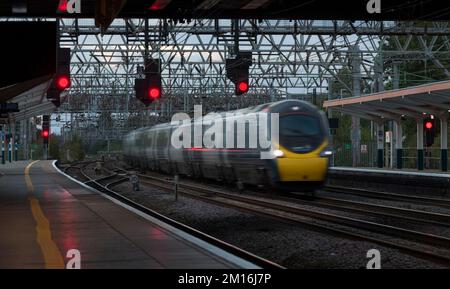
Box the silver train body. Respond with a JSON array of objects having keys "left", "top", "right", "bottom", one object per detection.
[{"left": 123, "top": 100, "right": 331, "bottom": 191}]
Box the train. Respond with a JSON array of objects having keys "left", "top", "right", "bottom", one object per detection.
[{"left": 123, "top": 100, "right": 332, "bottom": 192}]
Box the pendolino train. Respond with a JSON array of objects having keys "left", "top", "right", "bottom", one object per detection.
[{"left": 123, "top": 100, "right": 332, "bottom": 192}]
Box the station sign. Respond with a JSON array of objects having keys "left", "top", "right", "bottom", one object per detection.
[
  {"left": 385, "top": 131, "right": 393, "bottom": 143},
  {"left": 0, "top": 103, "right": 20, "bottom": 113},
  {"left": 361, "top": 144, "right": 368, "bottom": 154},
  {"left": 377, "top": 130, "right": 384, "bottom": 143}
]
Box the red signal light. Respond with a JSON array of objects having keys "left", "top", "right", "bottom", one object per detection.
[
  {"left": 150, "top": 3, "right": 161, "bottom": 10},
  {"left": 425, "top": 121, "right": 433, "bottom": 129},
  {"left": 55, "top": 75, "right": 71, "bottom": 90},
  {"left": 149, "top": 87, "right": 161, "bottom": 100},
  {"left": 42, "top": 130, "right": 49, "bottom": 138},
  {"left": 57, "top": 0, "right": 68, "bottom": 12},
  {"left": 238, "top": 81, "right": 249, "bottom": 93}
]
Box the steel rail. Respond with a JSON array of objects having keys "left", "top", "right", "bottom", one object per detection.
[{"left": 62, "top": 162, "right": 284, "bottom": 269}]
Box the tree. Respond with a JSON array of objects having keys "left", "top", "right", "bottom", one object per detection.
[
  {"left": 63, "top": 135, "right": 85, "bottom": 162},
  {"left": 382, "top": 31, "right": 450, "bottom": 149},
  {"left": 49, "top": 134, "right": 61, "bottom": 159}
]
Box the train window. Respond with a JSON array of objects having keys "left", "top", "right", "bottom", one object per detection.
[
  {"left": 279, "top": 114, "right": 324, "bottom": 154},
  {"left": 156, "top": 130, "right": 165, "bottom": 149},
  {"left": 280, "top": 115, "right": 322, "bottom": 137},
  {"left": 137, "top": 133, "right": 143, "bottom": 147},
  {"left": 150, "top": 132, "right": 154, "bottom": 145},
  {"left": 162, "top": 131, "right": 169, "bottom": 147},
  {"left": 149, "top": 131, "right": 153, "bottom": 147},
  {"left": 155, "top": 129, "right": 170, "bottom": 151}
]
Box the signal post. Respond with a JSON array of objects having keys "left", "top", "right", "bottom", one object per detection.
[
  {"left": 42, "top": 115, "right": 50, "bottom": 160},
  {"left": 441, "top": 113, "right": 448, "bottom": 172}
]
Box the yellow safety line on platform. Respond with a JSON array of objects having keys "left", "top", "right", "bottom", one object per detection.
[{"left": 25, "top": 161, "right": 65, "bottom": 269}]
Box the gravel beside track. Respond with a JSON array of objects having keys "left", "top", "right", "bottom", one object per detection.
[{"left": 109, "top": 179, "right": 443, "bottom": 269}]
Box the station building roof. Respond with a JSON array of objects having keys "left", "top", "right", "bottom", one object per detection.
[
  {"left": 0, "top": 76, "right": 57, "bottom": 123},
  {"left": 322, "top": 80, "right": 450, "bottom": 121},
  {"left": 0, "top": 0, "right": 449, "bottom": 21}
]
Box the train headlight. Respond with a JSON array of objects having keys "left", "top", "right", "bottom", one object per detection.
[
  {"left": 320, "top": 149, "right": 334, "bottom": 158},
  {"left": 272, "top": 149, "right": 285, "bottom": 158}
]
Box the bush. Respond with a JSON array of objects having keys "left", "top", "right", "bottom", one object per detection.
[
  {"left": 62, "top": 135, "right": 85, "bottom": 162},
  {"left": 49, "top": 134, "right": 61, "bottom": 159}
]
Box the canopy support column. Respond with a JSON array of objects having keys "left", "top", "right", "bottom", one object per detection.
[
  {"left": 1, "top": 125, "right": 5, "bottom": 165},
  {"left": 441, "top": 113, "right": 448, "bottom": 172},
  {"left": 417, "top": 119, "right": 424, "bottom": 171},
  {"left": 350, "top": 45, "right": 362, "bottom": 167},
  {"left": 376, "top": 122, "right": 384, "bottom": 168},
  {"left": 394, "top": 120, "right": 403, "bottom": 169}
]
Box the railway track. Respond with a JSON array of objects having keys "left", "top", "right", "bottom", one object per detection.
[
  {"left": 114, "top": 165, "right": 450, "bottom": 227},
  {"left": 65, "top": 161, "right": 450, "bottom": 267},
  {"left": 126, "top": 169, "right": 450, "bottom": 266},
  {"left": 114, "top": 167, "right": 450, "bottom": 227},
  {"left": 113, "top": 165, "right": 450, "bottom": 227},
  {"left": 63, "top": 162, "right": 92, "bottom": 182},
  {"left": 324, "top": 185, "right": 450, "bottom": 209},
  {"left": 61, "top": 161, "right": 284, "bottom": 269},
  {"left": 282, "top": 194, "right": 450, "bottom": 227}
]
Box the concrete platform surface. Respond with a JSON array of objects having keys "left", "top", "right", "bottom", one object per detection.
[
  {"left": 331, "top": 166, "right": 450, "bottom": 178},
  {"left": 0, "top": 160, "right": 243, "bottom": 269}
]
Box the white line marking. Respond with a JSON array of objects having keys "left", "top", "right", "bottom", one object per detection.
[{"left": 331, "top": 167, "right": 450, "bottom": 178}]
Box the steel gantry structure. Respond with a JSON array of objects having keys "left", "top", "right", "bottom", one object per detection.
[{"left": 5, "top": 18, "right": 449, "bottom": 143}]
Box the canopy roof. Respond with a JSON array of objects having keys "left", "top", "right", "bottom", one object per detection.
[{"left": 323, "top": 81, "right": 450, "bottom": 121}]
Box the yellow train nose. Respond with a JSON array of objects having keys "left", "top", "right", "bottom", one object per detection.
[
  {"left": 276, "top": 157, "right": 329, "bottom": 182},
  {"left": 275, "top": 142, "right": 330, "bottom": 182}
]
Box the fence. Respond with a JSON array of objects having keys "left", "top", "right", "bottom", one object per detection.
[
  {"left": 333, "top": 141, "right": 377, "bottom": 167},
  {"left": 402, "top": 148, "right": 443, "bottom": 170},
  {"left": 333, "top": 142, "right": 447, "bottom": 170}
]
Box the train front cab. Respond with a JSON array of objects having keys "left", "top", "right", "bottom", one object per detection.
[
  {"left": 269, "top": 103, "right": 331, "bottom": 192},
  {"left": 271, "top": 142, "right": 330, "bottom": 192}
]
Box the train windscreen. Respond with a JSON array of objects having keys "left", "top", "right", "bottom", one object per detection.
[{"left": 279, "top": 114, "right": 324, "bottom": 154}]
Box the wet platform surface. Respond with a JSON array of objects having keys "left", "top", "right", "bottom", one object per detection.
[{"left": 0, "top": 160, "right": 242, "bottom": 269}]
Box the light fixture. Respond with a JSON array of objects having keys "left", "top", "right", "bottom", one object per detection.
[
  {"left": 272, "top": 149, "right": 285, "bottom": 158},
  {"left": 320, "top": 149, "right": 333, "bottom": 158}
]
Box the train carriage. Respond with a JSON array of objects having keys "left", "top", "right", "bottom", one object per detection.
[{"left": 123, "top": 100, "right": 332, "bottom": 192}]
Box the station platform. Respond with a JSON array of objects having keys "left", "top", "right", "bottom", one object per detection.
[
  {"left": 0, "top": 160, "right": 254, "bottom": 269},
  {"left": 328, "top": 167, "right": 450, "bottom": 197},
  {"left": 330, "top": 167, "right": 450, "bottom": 178}
]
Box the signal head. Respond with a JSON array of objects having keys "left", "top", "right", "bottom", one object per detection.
[
  {"left": 42, "top": 130, "right": 49, "bottom": 138},
  {"left": 149, "top": 87, "right": 161, "bottom": 100},
  {"left": 55, "top": 75, "right": 71, "bottom": 90},
  {"left": 235, "top": 80, "right": 249, "bottom": 95},
  {"left": 238, "top": 81, "right": 249, "bottom": 93}
]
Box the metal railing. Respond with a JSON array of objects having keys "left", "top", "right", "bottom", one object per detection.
[
  {"left": 333, "top": 143, "right": 448, "bottom": 171},
  {"left": 333, "top": 142, "right": 378, "bottom": 168},
  {"left": 402, "top": 148, "right": 443, "bottom": 170}
]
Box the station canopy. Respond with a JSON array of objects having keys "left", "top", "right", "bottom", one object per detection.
[
  {"left": 0, "top": 0, "right": 449, "bottom": 21},
  {"left": 0, "top": 76, "right": 57, "bottom": 123},
  {"left": 323, "top": 81, "right": 450, "bottom": 121}
]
